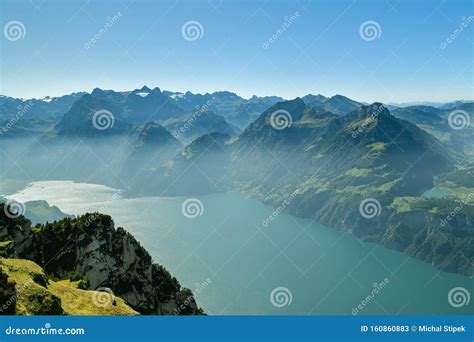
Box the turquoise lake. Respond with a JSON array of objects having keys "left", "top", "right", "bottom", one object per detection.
[{"left": 5, "top": 180, "right": 473, "bottom": 315}]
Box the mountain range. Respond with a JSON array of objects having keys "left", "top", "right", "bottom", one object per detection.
[
  {"left": 0, "top": 87, "right": 473, "bottom": 277},
  {"left": 1, "top": 87, "right": 471, "bottom": 141},
  {"left": 140, "top": 99, "right": 472, "bottom": 275}
]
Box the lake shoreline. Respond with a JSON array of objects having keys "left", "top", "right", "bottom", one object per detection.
[{"left": 4, "top": 179, "right": 473, "bottom": 315}]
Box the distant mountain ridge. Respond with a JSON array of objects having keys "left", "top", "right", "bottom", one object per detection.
[
  {"left": 53, "top": 94, "right": 132, "bottom": 137},
  {"left": 0, "top": 92, "right": 86, "bottom": 121},
  {"left": 391, "top": 104, "right": 474, "bottom": 158},
  {"left": 1, "top": 87, "right": 471, "bottom": 140},
  {"left": 302, "top": 94, "right": 363, "bottom": 115},
  {"left": 387, "top": 100, "right": 473, "bottom": 109}
]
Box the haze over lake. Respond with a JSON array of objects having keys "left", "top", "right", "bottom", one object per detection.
[{"left": 6, "top": 180, "right": 472, "bottom": 315}]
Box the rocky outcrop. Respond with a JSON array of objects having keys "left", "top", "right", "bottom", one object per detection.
[
  {"left": 0, "top": 257, "right": 138, "bottom": 315},
  {"left": 0, "top": 204, "right": 202, "bottom": 315}
]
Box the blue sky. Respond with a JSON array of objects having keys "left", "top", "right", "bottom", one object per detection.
[{"left": 1, "top": 0, "right": 472, "bottom": 103}]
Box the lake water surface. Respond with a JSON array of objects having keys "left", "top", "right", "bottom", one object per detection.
[{"left": 6, "top": 180, "right": 473, "bottom": 315}]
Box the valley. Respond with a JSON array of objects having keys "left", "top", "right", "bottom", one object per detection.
[{"left": 1, "top": 86, "right": 473, "bottom": 315}]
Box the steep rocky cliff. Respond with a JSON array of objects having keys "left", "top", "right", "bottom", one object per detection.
[{"left": 0, "top": 203, "right": 202, "bottom": 315}]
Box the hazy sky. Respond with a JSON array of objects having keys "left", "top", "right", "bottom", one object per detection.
[{"left": 1, "top": 0, "right": 472, "bottom": 103}]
